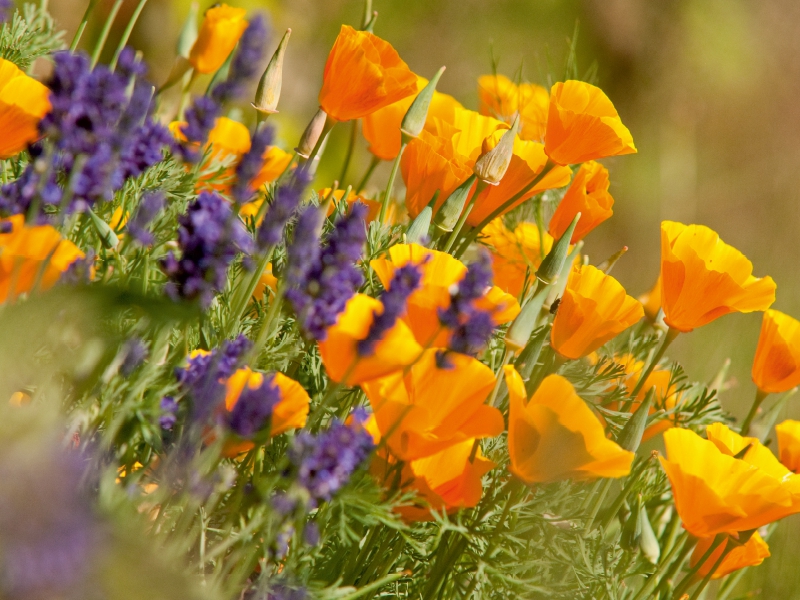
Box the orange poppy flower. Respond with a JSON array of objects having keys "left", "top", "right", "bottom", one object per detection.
[
  {"left": 362, "top": 75, "right": 463, "bottom": 161},
  {"left": 0, "top": 58, "right": 51, "bottom": 159},
  {"left": 660, "top": 423, "right": 800, "bottom": 537},
  {"left": 320, "top": 188, "right": 382, "bottom": 223},
  {"left": 690, "top": 533, "right": 770, "bottom": 580},
  {"left": 544, "top": 80, "right": 637, "bottom": 166},
  {"left": 551, "top": 264, "right": 644, "bottom": 360},
  {"left": 252, "top": 262, "right": 277, "bottom": 300},
  {"left": 220, "top": 367, "right": 310, "bottom": 456},
  {"left": 0, "top": 215, "right": 85, "bottom": 303},
  {"left": 362, "top": 348, "right": 503, "bottom": 461},
  {"left": 548, "top": 161, "right": 613, "bottom": 243},
  {"left": 504, "top": 367, "right": 634, "bottom": 484},
  {"left": 251, "top": 145, "right": 292, "bottom": 189},
  {"left": 775, "top": 420, "right": 800, "bottom": 473},
  {"left": 188, "top": 4, "right": 248, "bottom": 74},
  {"left": 610, "top": 354, "right": 683, "bottom": 441},
  {"left": 478, "top": 73, "right": 549, "bottom": 142},
  {"left": 370, "top": 243, "right": 520, "bottom": 348},
  {"left": 318, "top": 25, "right": 417, "bottom": 122},
  {"left": 638, "top": 275, "right": 662, "bottom": 322},
  {"left": 318, "top": 293, "right": 423, "bottom": 386},
  {"left": 751, "top": 310, "right": 800, "bottom": 395},
  {"left": 660, "top": 221, "right": 776, "bottom": 333},
  {"left": 481, "top": 218, "right": 551, "bottom": 297},
  {"left": 370, "top": 436, "right": 495, "bottom": 522}
]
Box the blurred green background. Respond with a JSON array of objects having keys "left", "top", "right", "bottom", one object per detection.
[{"left": 54, "top": 0, "right": 800, "bottom": 595}]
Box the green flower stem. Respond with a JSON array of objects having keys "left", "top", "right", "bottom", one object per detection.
[
  {"left": 356, "top": 155, "right": 381, "bottom": 192},
  {"left": 671, "top": 533, "right": 727, "bottom": 598},
  {"left": 227, "top": 247, "right": 274, "bottom": 337},
  {"left": 653, "top": 534, "right": 698, "bottom": 598},
  {"left": 623, "top": 326, "right": 680, "bottom": 411},
  {"left": 688, "top": 542, "right": 733, "bottom": 600},
  {"left": 248, "top": 283, "right": 285, "bottom": 362},
  {"left": 337, "top": 572, "right": 404, "bottom": 600},
  {"left": 740, "top": 388, "right": 769, "bottom": 436},
  {"left": 599, "top": 455, "right": 655, "bottom": 531},
  {"left": 90, "top": 0, "right": 124, "bottom": 68},
  {"left": 441, "top": 180, "right": 487, "bottom": 254},
  {"left": 454, "top": 161, "right": 555, "bottom": 259},
  {"left": 109, "top": 0, "right": 149, "bottom": 71},
  {"left": 630, "top": 532, "right": 694, "bottom": 600},
  {"left": 584, "top": 478, "right": 613, "bottom": 533},
  {"left": 70, "top": 0, "right": 100, "bottom": 51},
  {"left": 379, "top": 142, "right": 406, "bottom": 225},
  {"left": 339, "top": 119, "right": 358, "bottom": 185}
]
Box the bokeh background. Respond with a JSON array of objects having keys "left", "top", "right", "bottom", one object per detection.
[{"left": 51, "top": 0, "right": 800, "bottom": 595}]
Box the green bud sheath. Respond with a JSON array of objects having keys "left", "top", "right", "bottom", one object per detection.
[
  {"left": 536, "top": 212, "right": 580, "bottom": 284},
  {"left": 296, "top": 108, "right": 330, "bottom": 159},
  {"left": 616, "top": 388, "right": 654, "bottom": 453},
  {"left": 433, "top": 174, "right": 476, "bottom": 232},
  {"left": 87, "top": 208, "right": 120, "bottom": 249},
  {"left": 638, "top": 505, "right": 660, "bottom": 564},
  {"left": 253, "top": 29, "right": 291, "bottom": 116},
  {"left": 406, "top": 206, "right": 432, "bottom": 245},
  {"left": 473, "top": 116, "right": 518, "bottom": 185},
  {"left": 505, "top": 284, "right": 548, "bottom": 352},
  {"left": 400, "top": 66, "right": 445, "bottom": 140}
]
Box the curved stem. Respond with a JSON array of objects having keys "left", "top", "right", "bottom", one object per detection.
[
  {"left": 90, "top": 0, "right": 124, "bottom": 68},
  {"left": 441, "top": 181, "right": 485, "bottom": 253},
  {"left": 109, "top": 0, "right": 149, "bottom": 71},
  {"left": 379, "top": 142, "right": 406, "bottom": 225},
  {"left": 740, "top": 388, "right": 769, "bottom": 436},
  {"left": 671, "top": 533, "right": 726, "bottom": 598},
  {"left": 630, "top": 533, "right": 694, "bottom": 600},
  {"left": 339, "top": 120, "right": 358, "bottom": 185},
  {"left": 70, "top": 0, "right": 100, "bottom": 51},
  {"left": 688, "top": 544, "right": 732, "bottom": 600},
  {"left": 623, "top": 327, "right": 680, "bottom": 411},
  {"left": 356, "top": 155, "right": 380, "bottom": 192}
]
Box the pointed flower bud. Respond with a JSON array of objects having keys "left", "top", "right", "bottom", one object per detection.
[
  {"left": 621, "top": 496, "right": 644, "bottom": 551},
  {"left": 295, "top": 108, "right": 329, "bottom": 159},
  {"left": 400, "top": 66, "right": 445, "bottom": 140},
  {"left": 87, "top": 208, "right": 119, "bottom": 249},
  {"left": 505, "top": 284, "right": 548, "bottom": 352},
  {"left": 177, "top": 2, "right": 199, "bottom": 58},
  {"left": 253, "top": 29, "right": 291, "bottom": 116},
  {"left": 639, "top": 503, "right": 661, "bottom": 563},
  {"left": 473, "top": 116, "right": 518, "bottom": 186},
  {"left": 405, "top": 206, "right": 432, "bottom": 245},
  {"left": 536, "top": 212, "right": 580, "bottom": 284},
  {"left": 433, "top": 174, "right": 476, "bottom": 232},
  {"left": 616, "top": 388, "right": 654, "bottom": 453}
]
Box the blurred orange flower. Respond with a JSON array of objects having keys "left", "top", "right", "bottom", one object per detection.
[
  {"left": 660, "top": 423, "right": 800, "bottom": 537},
  {"left": 548, "top": 161, "right": 613, "bottom": 243},
  {"left": 544, "top": 80, "right": 637, "bottom": 166},
  {"left": 690, "top": 533, "right": 770, "bottom": 580},
  {"left": 551, "top": 264, "right": 643, "bottom": 360},
  {"left": 188, "top": 4, "right": 248, "bottom": 74},
  {"left": 370, "top": 436, "right": 494, "bottom": 522},
  {"left": 362, "top": 348, "right": 503, "bottom": 461},
  {"left": 775, "top": 420, "right": 800, "bottom": 473},
  {"left": 220, "top": 367, "right": 310, "bottom": 456},
  {"left": 752, "top": 310, "right": 800, "bottom": 394},
  {"left": 477, "top": 73, "right": 549, "bottom": 142},
  {"left": 481, "top": 218, "right": 552, "bottom": 297},
  {"left": 504, "top": 367, "right": 634, "bottom": 484},
  {"left": 660, "top": 221, "right": 776, "bottom": 333},
  {"left": 318, "top": 293, "right": 423, "bottom": 385},
  {"left": 321, "top": 188, "right": 382, "bottom": 223},
  {"left": 319, "top": 25, "right": 417, "bottom": 122},
  {"left": 370, "top": 243, "right": 520, "bottom": 347},
  {"left": 0, "top": 215, "right": 85, "bottom": 303},
  {"left": 0, "top": 57, "right": 51, "bottom": 159},
  {"left": 362, "top": 75, "right": 462, "bottom": 161},
  {"left": 638, "top": 275, "right": 662, "bottom": 322},
  {"left": 252, "top": 262, "right": 277, "bottom": 300}
]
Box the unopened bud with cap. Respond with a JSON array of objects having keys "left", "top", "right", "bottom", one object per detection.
[
  {"left": 405, "top": 206, "right": 432, "bottom": 245},
  {"left": 616, "top": 388, "right": 654, "bottom": 453},
  {"left": 536, "top": 212, "right": 580, "bottom": 285},
  {"left": 433, "top": 174, "right": 476, "bottom": 232},
  {"left": 253, "top": 28, "right": 291, "bottom": 117},
  {"left": 296, "top": 108, "right": 329, "bottom": 159},
  {"left": 400, "top": 66, "right": 446, "bottom": 141},
  {"left": 473, "top": 116, "right": 518, "bottom": 186}
]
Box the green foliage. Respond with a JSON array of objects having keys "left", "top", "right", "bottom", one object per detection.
[{"left": 0, "top": 2, "right": 65, "bottom": 69}]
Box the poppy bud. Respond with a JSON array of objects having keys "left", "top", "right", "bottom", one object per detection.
[
  {"left": 405, "top": 206, "right": 432, "bottom": 245},
  {"left": 473, "top": 116, "right": 518, "bottom": 185},
  {"left": 433, "top": 174, "right": 476, "bottom": 232},
  {"left": 87, "top": 208, "right": 120, "bottom": 249},
  {"left": 253, "top": 29, "right": 291, "bottom": 117},
  {"left": 639, "top": 505, "right": 660, "bottom": 563},
  {"left": 621, "top": 496, "right": 643, "bottom": 552},
  {"left": 505, "top": 285, "right": 548, "bottom": 352},
  {"left": 295, "top": 108, "right": 330, "bottom": 159},
  {"left": 536, "top": 212, "right": 580, "bottom": 284},
  {"left": 616, "top": 388, "right": 654, "bottom": 453},
  {"left": 400, "top": 66, "right": 445, "bottom": 141}
]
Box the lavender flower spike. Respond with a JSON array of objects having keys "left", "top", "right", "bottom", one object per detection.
[
  {"left": 257, "top": 168, "right": 312, "bottom": 249},
  {"left": 231, "top": 126, "right": 274, "bottom": 205},
  {"left": 211, "top": 14, "right": 270, "bottom": 105},
  {"left": 227, "top": 373, "right": 281, "bottom": 438},
  {"left": 358, "top": 262, "right": 422, "bottom": 356}
]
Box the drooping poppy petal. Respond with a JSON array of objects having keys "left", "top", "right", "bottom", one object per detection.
[
  {"left": 752, "top": 310, "right": 800, "bottom": 394},
  {"left": 548, "top": 160, "right": 613, "bottom": 243},
  {"left": 776, "top": 420, "right": 800, "bottom": 473},
  {"left": 690, "top": 533, "right": 770, "bottom": 580}
]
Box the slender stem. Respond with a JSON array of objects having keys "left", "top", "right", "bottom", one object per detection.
[
  {"left": 584, "top": 478, "right": 613, "bottom": 533},
  {"left": 227, "top": 248, "right": 274, "bottom": 337},
  {"left": 535, "top": 199, "right": 547, "bottom": 261},
  {"left": 339, "top": 120, "right": 358, "bottom": 185},
  {"left": 248, "top": 285, "right": 285, "bottom": 362},
  {"left": 740, "top": 388, "right": 769, "bottom": 436},
  {"left": 623, "top": 327, "right": 680, "bottom": 411},
  {"left": 653, "top": 535, "right": 698, "bottom": 597},
  {"left": 70, "top": 0, "right": 100, "bottom": 51},
  {"left": 688, "top": 544, "right": 731, "bottom": 600},
  {"left": 442, "top": 181, "right": 486, "bottom": 254},
  {"left": 379, "top": 142, "right": 406, "bottom": 225},
  {"left": 109, "top": 0, "right": 149, "bottom": 71},
  {"left": 671, "top": 533, "right": 726, "bottom": 598},
  {"left": 630, "top": 533, "right": 693, "bottom": 600},
  {"left": 356, "top": 155, "right": 380, "bottom": 192},
  {"left": 454, "top": 161, "right": 555, "bottom": 259},
  {"left": 90, "top": 0, "right": 124, "bottom": 68}
]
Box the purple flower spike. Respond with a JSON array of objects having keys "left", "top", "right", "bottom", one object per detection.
[
  {"left": 211, "top": 14, "right": 269, "bottom": 105},
  {"left": 227, "top": 373, "right": 281, "bottom": 438}
]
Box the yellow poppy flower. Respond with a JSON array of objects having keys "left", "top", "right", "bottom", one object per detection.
[
  {"left": 752, "top": 310, "right": 800, "bottom": 394},
  {"left": 0, "top": 57, "right": 51, "bottom": 159},
  {"left": 189, "top": 4, "right": 248, "bottom": 74},
  {"left": 690, "top": 533, "right": 770, "bottom": 580}
]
